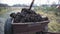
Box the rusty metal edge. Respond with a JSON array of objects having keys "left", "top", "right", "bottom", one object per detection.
[{"left": 11, "top": 20, "right": 49, "bottom": 25}]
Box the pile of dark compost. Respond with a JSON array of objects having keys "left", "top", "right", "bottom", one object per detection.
[{"left": 10, "top": 8, "right": 48, "bottom": 23}]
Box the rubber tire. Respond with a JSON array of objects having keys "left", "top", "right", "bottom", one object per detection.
[{"left": 4, "top": 18, "right": 13, "bottom": 34}]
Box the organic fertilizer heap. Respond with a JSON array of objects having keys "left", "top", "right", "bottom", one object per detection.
[{"left": 10, "top": 0, "right": 48, "bottom": 23}]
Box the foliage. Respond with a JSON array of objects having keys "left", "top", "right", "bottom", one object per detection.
[
  {"left": 0, "top": 7, "right": 7, "bottom": 14},
  {"left": 34, "top": 6, "right": 60, "bottom": 32}
]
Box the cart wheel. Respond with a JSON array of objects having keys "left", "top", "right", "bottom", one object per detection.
[{"left": 4, "top": 18, "right": 13, "bottom": 34}]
